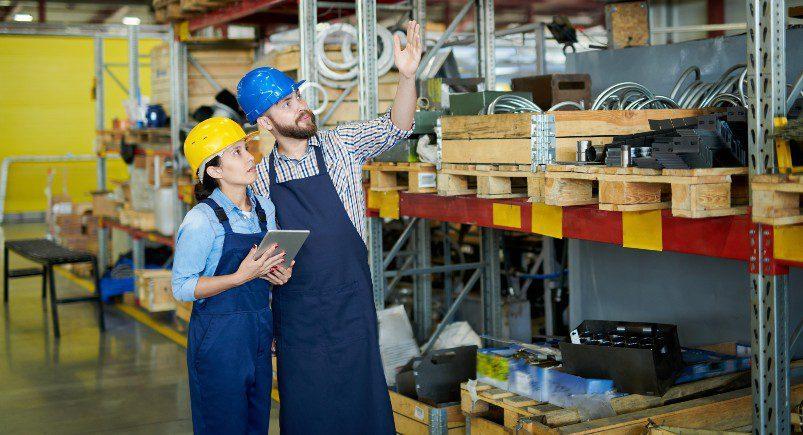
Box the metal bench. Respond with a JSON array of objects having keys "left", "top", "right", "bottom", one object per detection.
[{"left": 3, "top": 239, "right": 105, "bottom": 338}]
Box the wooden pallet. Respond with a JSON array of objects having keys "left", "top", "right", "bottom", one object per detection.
[
  {"left": 438, "top": 109, "right": 719, "bottom": 166},
  {"left": 751, "top": 174, "right": 803, "bottom": 226},
  {"left": 462, "top": 377, "right": 803, "bottom": 434},
  {"left": 437, "top": 164, "right": 545, "bottom": 200},
  {"left": 97, "top": 130, "right": 124, "bottom": 154},
  {"left": 543, "top": 165, "right": 749, "bottom": 218},
  {"left": 365, "top": 162, "right": 437, "bottom": 193}
]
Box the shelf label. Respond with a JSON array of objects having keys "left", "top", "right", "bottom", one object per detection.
[
  {"left": 492, "top": 203, "right": 521, "bottom": 229},
  {"left": 378, "top": 191, "right": 400, "bottom": 220},
  {"left": 774, "top": 225, "right": 803, "bottom": 264},
  {"left": 622, "top": 210, "right": 663, "bottom": 251},
  {"left": 531, "top": 203, "right": 563, "bottom": 238}
]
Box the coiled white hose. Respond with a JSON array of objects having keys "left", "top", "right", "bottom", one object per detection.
[{"left": 315, "top": 23, "right": 395, "bottom": 88}]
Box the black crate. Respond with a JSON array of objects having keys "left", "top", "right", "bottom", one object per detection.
[{"left": 559, "top": 320, "right": 683, "bottom": 395}]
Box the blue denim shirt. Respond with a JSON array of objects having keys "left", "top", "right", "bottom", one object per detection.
[{"left": 172, "top": 187, "right": 277, "bottom": 302}]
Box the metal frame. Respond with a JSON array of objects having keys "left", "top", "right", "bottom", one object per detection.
[{"left": 746, "top": 0, "right": 791, "bottom": 432}]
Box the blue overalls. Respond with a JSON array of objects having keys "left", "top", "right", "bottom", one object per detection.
[
  {"left": 186, "top": 197, "right": 273, "bottom": 434},
  {"left": 268, "top": 145, "right": 394, "bottom": 434}
]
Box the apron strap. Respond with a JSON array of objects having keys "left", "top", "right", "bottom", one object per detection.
[
  {"left": 201, "top": 198, "right": 234, "bottom": 235},
  {"left": 253, "top": 196, "right": 268, "bottom": 233},
  {"left": 267, "top": 139, "right": 328, "bottom": 186}
]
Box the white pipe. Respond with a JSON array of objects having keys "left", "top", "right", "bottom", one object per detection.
[
  {"left": 0, "top": 155, "right": 97, "bottom": 224},
  {"left": 651, "top": 23, "right": 746, "bottom": 34}
]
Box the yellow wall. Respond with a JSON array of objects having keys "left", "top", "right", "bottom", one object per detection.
[{"left": 0, "top": 35, "right": 161, "bottom": 213}]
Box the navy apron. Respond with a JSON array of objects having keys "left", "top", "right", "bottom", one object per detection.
[
  {"left": 268, "top": 145, "right": 394, "bottom": 434},
  {"left": 187, "top": 197, "right": 273, "bottom": 434}
]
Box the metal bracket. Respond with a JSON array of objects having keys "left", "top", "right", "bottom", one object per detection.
[
  {"left": 436, "top": 118, "right": 443, "bottom": 170},
  {"left": 428, "top": 408, "right": 448, "bottom": 435},
  {"left": 531, "top": 113, "right": 556, "bottom": 170}
]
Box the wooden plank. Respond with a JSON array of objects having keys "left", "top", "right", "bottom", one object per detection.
[
  {"left": 439, "top": 168, "right": 531, "bottom": 178},
  {"left": 662, "top": 168, "right": 747, "bottom": 177},
  {"left": 599, "top": 202, "right": 671, "bottom": 212},
  {"left": 461, "top": 389, "right": 490, "bottom": 415},
  {"left": 671, "top": 183, "right": 731, "bottom": 212},
  {"left": 673, "top": 206, "right": 749, "bottom": 219},
  {"left": 467, "top": 416, "right": 510, "bottom": 435},
  {"left": 483, "top": 388, "right": 516, "bottom": 401},
  {"left": 558, "top": 384, "right": 803, "bottom": 434},
  {"left": 547, "top": 109, "right": 719, "bottom": 137},
  {"left": 502, "top": 395, "right": 539, "bottom": 408},
  {"left": 751, "top": 189, "right": 800, "bottom": 218},
  {"left": 544, "top": 178, "right": 597, "bottom": 206},
  {"left": 439, "top": 110, "right": 717, "bottom": 139},
  {"left": 441, "top": 139, "right": 532, "bottom": 165},
  {"left": 599, "top": 180, "right": 662, "bottom": 205},
  {"left": 441, "top": 113, "right": 532, "bottom": 139}
]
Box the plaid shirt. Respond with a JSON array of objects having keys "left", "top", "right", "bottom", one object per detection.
[{"left": 252, "top": 111, "right": 413, "bottom": 243}]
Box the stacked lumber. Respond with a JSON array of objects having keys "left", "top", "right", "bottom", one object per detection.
[{"left": 151, "top": 42, "right": 256, "bottom": 115}]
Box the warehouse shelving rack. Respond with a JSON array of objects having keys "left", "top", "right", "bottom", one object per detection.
[{"left": 2, "top": 0, "right": 797, "bottom": 430}]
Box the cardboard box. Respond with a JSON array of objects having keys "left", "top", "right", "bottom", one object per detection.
[
  {"left": 92, "top": 191, "right": 120, "bottom": 219},
  {"left": 511, "top": 74, "right": 591, "bottom": 110}
]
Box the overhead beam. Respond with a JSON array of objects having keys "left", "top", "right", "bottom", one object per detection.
[{"left": 30, "top": 0, "right": 151, "bottom": 4}]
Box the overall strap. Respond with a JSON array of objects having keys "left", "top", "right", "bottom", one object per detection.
[
  {"left": 312, "top": 143, "right": 328, "bottom": 175},
  {"left": 201, "top": 198, "right": 234, "bottom": 234},
  {"left": 252, "top": 196, "right": 268, "bottom": 232}
]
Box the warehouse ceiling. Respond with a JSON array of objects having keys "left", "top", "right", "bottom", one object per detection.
[{"left": 0, "top": 1, "right": 155, "bottom": 24}]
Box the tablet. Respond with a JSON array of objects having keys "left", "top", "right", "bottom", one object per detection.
[{"left": 256, "top": 230, "right": 310, "bottom": 268}]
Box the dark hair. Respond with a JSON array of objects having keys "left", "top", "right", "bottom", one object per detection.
[{"left": 193, "top": 155, "right": 221, "bottom": 202}]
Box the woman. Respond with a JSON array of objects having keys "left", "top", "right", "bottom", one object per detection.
[{"left": 171, "top": 117, "right": 293, "bottom": 434}]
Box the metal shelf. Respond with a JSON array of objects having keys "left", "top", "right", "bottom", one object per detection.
[
  {"left": 98, "top": 217, "right": 175, "bottom": 248},
  {"left": 367, "top": 191, "right": 803, "bottom": 268}
]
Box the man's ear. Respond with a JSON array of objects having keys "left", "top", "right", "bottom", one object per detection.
[
  {"left": 206, "top": 165, "right": 224, "bottom": 180},
  {"left": 256, "top": 115, "right": 272, "bottom": 131}
]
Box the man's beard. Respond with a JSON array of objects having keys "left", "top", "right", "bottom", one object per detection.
[{"left": 271, "top": 111, "right": 317, "bottom": 139}]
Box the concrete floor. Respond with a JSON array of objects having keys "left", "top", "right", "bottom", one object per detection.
[{"left": 0, "top": 223, "right": 280, "bottom": 434}]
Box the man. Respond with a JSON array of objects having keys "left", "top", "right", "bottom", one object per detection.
[{"left": 236, "top": 21, "right": 422, "bottom": 434}]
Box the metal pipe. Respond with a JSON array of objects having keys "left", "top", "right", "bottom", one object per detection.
[
  {"left": 384, "top": 262, "right": 483, "bottom": 277},
  {"left": 103, "top": 65, "right": 129, "bottom": 94},
  {"left": 384, "top": 255, "right": 415, "bottom": 300},
  {"left": 320, "top": 83, "right": 355, "bottom": 125},
  {"left": 383, "top": 217, "right": 418, "bottom": 269},
  {"left": 420, "top": 268, "right": 482, "bottom": 355},
  {"left": 787, "top": 71, "right": 803, "bottom": 113},
  {"left": 318, "top": 1, "right": 412, "bottom": 10},
  {"left": 416, "top": 0, "right": 474, "bottom": 79},
  {"left": 651, "top": 22, "right": 746, "bottom": 33},
  {"left": 128, "top": 25, "right": 140, "bottom": 113},
  {"left": 0, "top": 155, "right": 97, "bottom": 223},
  {"left": 0, "top": 22, "right": 169, "bottom": 39}
]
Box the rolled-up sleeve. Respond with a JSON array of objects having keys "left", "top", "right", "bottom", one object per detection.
[
  {"left": 172, "top": 208, "right": 216, "bottom": 302},
  {"left": 334, "top": 109, "right": 415, "bottom": 164}
]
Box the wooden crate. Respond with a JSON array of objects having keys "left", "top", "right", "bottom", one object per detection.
[
  {"left": 438, "top": 109, "right": 718, "bottom": 166},
  {"left": 437, "top": 164, "right": 544, "bottom": 200},
  {"left": 389, "top": 390, "right": 465, "bottom": 435},
  {"left": 751, "top": 173, "right": 803, "bottom": 226},
  {"left": 92, "top": 191, "right": 120, "bottom": 219},
  {"left": 461, "top": 379, "right": 803, "bottom": 434},
  {"left": 135, "top": 269, "right": 175, "bottom": 312},
  {"left": 151, "top": 43, "right": 255, "bottom": 114},
  {"left": 365, "top": 162, "right": 437, "bottom": 194},
  {"left": 542, "top": 165, "right": 749, "bottom": 218}
]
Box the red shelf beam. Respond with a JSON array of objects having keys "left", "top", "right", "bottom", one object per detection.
[
  {"left": 367, "top": 192, "right": 803, "bottom": 266},
  {"left": 99, "top": 218, "right": 175, "bottom": 247}
]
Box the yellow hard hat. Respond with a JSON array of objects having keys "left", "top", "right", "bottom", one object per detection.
[{"left": 184, "top": 117, "right": 256, "bottom": 180}]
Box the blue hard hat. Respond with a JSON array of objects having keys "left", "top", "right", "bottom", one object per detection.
[{"left": 237, "top": 67, "right": 305, "bottom": 124}]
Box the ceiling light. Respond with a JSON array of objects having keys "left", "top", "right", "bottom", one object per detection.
[
  {"left": 122, "top": 16, "right": 141, "bottom": 26},
  {"left": 13, "top": 13, "right": 34, "bottom": 22}
]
